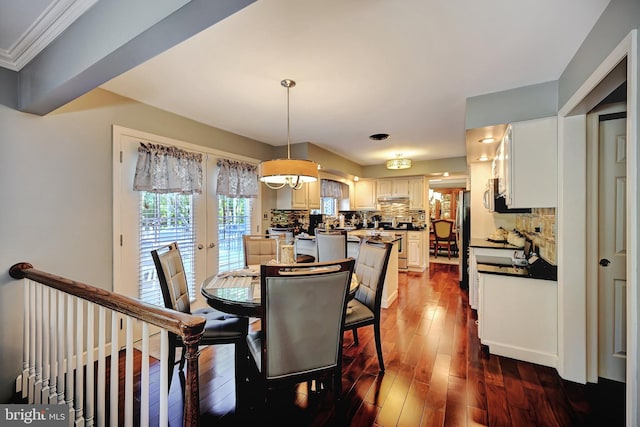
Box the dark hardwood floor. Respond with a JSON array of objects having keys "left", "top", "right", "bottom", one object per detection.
[{"left": 138, "top": 263, "right": 626, "bottom": 426}]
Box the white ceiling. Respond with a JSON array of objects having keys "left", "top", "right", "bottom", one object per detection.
[{"left": 2, "top": 0, "right": 611, "bottom": 170}]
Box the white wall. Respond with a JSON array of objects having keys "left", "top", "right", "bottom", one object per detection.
[
  {"left": 0, "top": 89, "right": 271, "bottom": 402},
  {"left": 469, "top": 162, "right": 517, "bottom": 239}
]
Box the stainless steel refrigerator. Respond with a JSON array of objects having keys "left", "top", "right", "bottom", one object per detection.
[{"left": 456, "top": 190, "right": 471, "bottom": 289}]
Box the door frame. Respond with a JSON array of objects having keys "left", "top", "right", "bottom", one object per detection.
[
  {"left": 586, "top": 102, "right": 627, "bottom": 382},
  {"left": 557, "top": 30, "right": 637, "bottom": 425}
]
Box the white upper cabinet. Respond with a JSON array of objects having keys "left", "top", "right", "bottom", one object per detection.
[
  {"left": 504, "top": 116, "right": 558, "bottom": 208},
  {"left": 307, "top": 179, "right": 320, "bottom": 210},
  {"left": 354, "top": 180, "right": 376, "bottom": 210},
  {"left": 277, "top": 183, "right": 313, "bottom": 209},
  {"left": 408, "top": 177, "right": 425, "bottom": 209},
  {"left": 377, "top": 178, "right": 410, "bottom": 198}
]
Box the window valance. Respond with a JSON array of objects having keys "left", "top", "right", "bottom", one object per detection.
[
  {"left": 216, "top": 159, "right": 259, "bottom": 198},
  {"left": 133, "top": 143, "right": 203, "bottom": 194},
  {"left": 320, "top": 179, "right": 344, "bottom": 199}
]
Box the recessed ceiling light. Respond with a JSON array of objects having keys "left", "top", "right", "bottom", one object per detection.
[
  {"left": 478, "top": 155, "right": 490, "bottom": 161},
  {"left": 443, "top": 172, "right": 449, "bottom": 177},
  {"left": 369, "top": 133, "right": 389, "bottom": 141},
  {"left": 479, "top": 137, "right": 495, "bottom": 144}
]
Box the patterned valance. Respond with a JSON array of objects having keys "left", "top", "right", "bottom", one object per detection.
[
  {"left": 216, "top": 159, "right": 259, "bottom": 198},
  {"left": 320, "top": 179, "right": 344, "bottom": 199},
  {"left": 133, "top": 143, "right": 203, "bottom": 194}
]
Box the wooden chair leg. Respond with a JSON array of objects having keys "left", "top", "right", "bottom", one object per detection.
[
  {"left": 352, "top": 329, "right": 359, "bottom": 345},
  {"left": 373, "top": 322, "right": 385, "bottom": 372}
]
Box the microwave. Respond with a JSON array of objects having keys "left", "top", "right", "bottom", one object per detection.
[{"left": 483, "top": 178, "right": 531, "bottom": 213}]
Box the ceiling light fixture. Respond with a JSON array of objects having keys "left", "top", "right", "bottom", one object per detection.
[
  {"left": 258, "top": 79, "right": 319, "bottom": 190},
  {"left": 386, "top": 154, "right": 412, "bottom": 170}
]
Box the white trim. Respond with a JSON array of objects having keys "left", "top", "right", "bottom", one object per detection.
[
  {"left": 0, "top": 0, "right": 98, "bottom": 71},
  {"left": 557, "top": 30, "right": 637, "bottom": 426}
]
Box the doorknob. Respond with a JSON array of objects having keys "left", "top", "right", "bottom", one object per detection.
[
  {"left": 208, "top": 242, "right": 215, "bottom": 248},
  {"left": 197, "top": 244, "right": 204, "bottom": 250},
  {"left": 599, "top": 258, "right": 611, "bottom": 267}
]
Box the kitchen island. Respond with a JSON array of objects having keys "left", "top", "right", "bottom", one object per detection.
[{"left": 295, "top": 230, "right": 399, "bottom": 308}]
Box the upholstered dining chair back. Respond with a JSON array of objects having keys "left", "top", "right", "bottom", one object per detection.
[
  {"left": 246, "top": 258, "right": 355, "bottom": 398},
  {"left": 267, "top": 228, "right": 294, "bottom": 243},
  {"left": 151, "top": 241, "right": 192, "bottom": 314},
  {"left": 433, "top": 219, "right": 454, "bottom": 240},
  {"left": 243, "top": 234, "right": 280, "bottom": 266},
  {"left": 353, "top": 240, "right": 393, "bottom": 313},
  {"left": 343, "top": 239, "right": 393, "bottom": 372},
  {"left": 315, "top": 230, "right": 348, "bottom": 262},
  {"left": 151, "top": 242, "right": 249, "bottom": 395}
]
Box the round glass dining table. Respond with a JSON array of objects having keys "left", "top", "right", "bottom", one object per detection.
[{"left": 201, "top": 264, "right": 359, "bottom": 318}]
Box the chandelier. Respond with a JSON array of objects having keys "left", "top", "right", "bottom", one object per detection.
[
  {"left": 386, "top": 154, "right": 412, "bottom": 170},
  {"left": 258, "top": 79, "right": 319, "bottom": 190}
]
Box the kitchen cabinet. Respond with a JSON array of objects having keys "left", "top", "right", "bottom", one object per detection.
[
  {"left": 408, "top": 177, "right": 425, "bottom": 209},
  {"left": 354, "top": 180, "right": 376, "bottom": 210},
  {"left": 377, "top": 178, "right": 409, "bottom": 198},
  {"left": 478, "top": 273, "right": 557, "bottom": 368},
  {"left": 407, "top": 231, "right": 427, "bottom": 272},
  {"left": 468, "top": 246, "right": 513, "bottom": 309},
  {"left": 503, "top": 116, "right": 557, "bottom": 208},
  {"left": 307, "top": 179, "right": 320, "bottom": 209},
  {"left": 276, "top": 181, "right": 319, "bottom": 210}
]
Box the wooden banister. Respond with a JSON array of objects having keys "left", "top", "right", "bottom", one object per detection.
[{"left": 10, "top": 262, "right": 205, "bottom": 427}]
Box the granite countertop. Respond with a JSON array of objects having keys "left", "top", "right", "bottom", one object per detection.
[
  {"left": 476, "top": 255, "right": 557, "bottom": 281},
  {"left": 470, "top": 238, "right": 524, "bottom": 250}
]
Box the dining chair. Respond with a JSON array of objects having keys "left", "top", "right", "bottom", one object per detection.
[
  {"left": 151, "top": 242, "right": 249, "bottom": 398},
  {"left": 242, "top": 234, "right": 280, "bottom": 266},
  {"left": 433, "top": 219, "right": 455, "bottom": 259},
  {"left": 246, "top": 258, "right": 356, "bottom": 403},
  {"left": 315, "top": 230, "right": 347, "bottom": 262},
  {"left": 269, "top": 228, "right": 315, "bottom": 263},
  {"left": 343, "top": 239, "right": 393, "bottom": 372}
]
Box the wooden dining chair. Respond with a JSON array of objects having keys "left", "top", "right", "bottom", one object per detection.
[
  {"left": 246, "top": 258, "right": 355, "bottom": 403},
  {"left": 432, "top": 219, "right": 455, "bottom": 259},
  {"left": 151, "top": 242, "right": 249, "bottom": 399},
  {"left": 315, "top": 230, "right": 348, "bottom": 262},
  {"left": 343, "top": 239, "right": 393, "bottom": 372}
]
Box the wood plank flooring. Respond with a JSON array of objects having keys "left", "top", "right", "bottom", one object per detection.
[{"left": 138, "top": 263, "right": 626, "bottom": 426}]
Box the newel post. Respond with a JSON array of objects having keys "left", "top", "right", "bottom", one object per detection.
[{"left": 182, "top": 332, "right": 203, "bottom": 427}]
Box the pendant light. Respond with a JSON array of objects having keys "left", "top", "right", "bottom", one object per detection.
[{"left": 258, "top": 79, "right": 319, "bottom": 190}]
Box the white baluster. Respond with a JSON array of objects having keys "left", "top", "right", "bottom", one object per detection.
[
  {"left": 75, "top": 299, "right": 85, "bottom": 426},
  {"left": 21, "top": 278, "right": 30, "bottom": 399},
  {"left": 57, "top": 291, "right": 65, "bottom": 405},
  {"left": 28, "top": 280, "right": 36, "bottom": 403},
  {"left": 85, "top": 302, "right": 95, "bottom": 427},
  {"left": 97, "top": 307, "right": 106, "bottom": 427},
  {"left": 66, "top": 295, "right": 75, "bottom": 421},
  {"left": 159, "top": 330, "right": 168, "bottom": 427},
  {"left": 110, "top": 313, "right": 118, "bottom": 427},
  {"left": 41, "top": 286, "right": 50, "bottom": 403},
  {"left": 124, "top": 317, "right": 133, "bottom": 427},
  {"left": 48, "top": 288, "right": 58, "bottom": 404},
  {"left": 140, "top": 322, "right": 149, "bottom": 427},
  {"left": 34, "top": 282, "right": 42, "bottom": 404}
]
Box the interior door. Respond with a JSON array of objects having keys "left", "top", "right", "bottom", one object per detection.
[{"left": 597, "top": 104, "right": 627, "bottom": 382}]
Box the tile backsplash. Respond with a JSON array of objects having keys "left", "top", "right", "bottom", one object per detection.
[{"left": 516, "top": 208, "right": 556, "bottom": 265}]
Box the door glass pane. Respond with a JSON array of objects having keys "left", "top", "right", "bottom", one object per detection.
[
  {"left": 139, "top": 191, "right": 196, "bottom": 306},
  {"left": 218, "top": 195, "right": 253, "bottom": 272}
]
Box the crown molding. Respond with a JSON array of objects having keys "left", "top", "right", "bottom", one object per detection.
[{"left": 0, "top": 0, "right": 97, "bottom": 71}]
